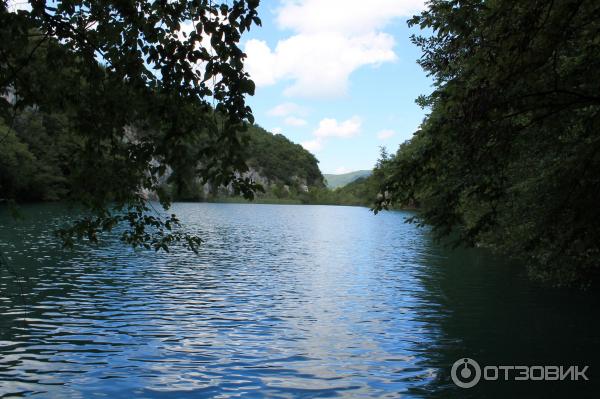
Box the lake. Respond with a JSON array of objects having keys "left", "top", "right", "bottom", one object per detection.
[{"left": 0, "top": 203, "right": 598, "bottom": 397}]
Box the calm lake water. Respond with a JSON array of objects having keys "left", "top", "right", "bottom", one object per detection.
[{"left": 0, "top": 203, "right": 598, "bottom": 398}]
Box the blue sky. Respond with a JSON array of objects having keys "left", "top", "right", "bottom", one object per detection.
[
  {"left": 242, "top": 0, "right": 433, "bottom": 174},
  {"left": 6, "top": 0, "right": 432, "bottom": 175}
]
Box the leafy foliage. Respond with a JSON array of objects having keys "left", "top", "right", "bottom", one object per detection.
[
  {"left": 0, "top": 0, "right": 262, "bottom": 251},
  {"left": 376, "top": 0, "right": 600, "bottom": 287}
]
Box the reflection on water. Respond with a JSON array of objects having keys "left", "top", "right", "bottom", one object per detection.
[{"left": 0, "top": 203, "right": 598, "bottom": 398}]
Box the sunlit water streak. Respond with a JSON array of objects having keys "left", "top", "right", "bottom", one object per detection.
[{"left": 0, "top": 203, "right": 598, "bottom": 398}]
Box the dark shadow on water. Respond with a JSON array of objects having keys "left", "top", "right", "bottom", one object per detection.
[{"left": 407, "top": 234, "right": 600, "bottom": 398}]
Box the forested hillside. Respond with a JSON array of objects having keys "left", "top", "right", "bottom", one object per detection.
[
  {"left": 0, "top": 110, "right": 326, "bottom": 204},
  {"left": 245, "top": 125, "right": 324, "bottom": 188},
  {"left": 169, "top": 124, "right": 326, "bottom": 201},
  {"left": 324, "top": 170, "right": 371, "bottom": 189}
]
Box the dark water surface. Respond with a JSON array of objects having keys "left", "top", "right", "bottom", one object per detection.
[{"left": 0, "top": 203, "right": 598, "bottom": 398}]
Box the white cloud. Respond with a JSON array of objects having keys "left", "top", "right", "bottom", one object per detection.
[
  {"left": 271, "top": 127, "right": 283, "bottom": 134},
  {"left": 334, "top": 166, "right": 353, "bottom": 174},
  {"left": 246, "top": 33, "right": 396, "bottom": 97},
  {"left": 276, "top": 0, "right": 425, "bottom": 35},
  {"left": 301, "top": 116, "right": 361, "bottom": 153},
  {"left": 301, "top": 138, "right": 324, "bottom": 153},
  {"left": 284, "top": 116, "right": 307, "bottom": 126},
  {"left": 245, "top": 39, "right": 278, "bottom": 86},
  {"left": 314, "top": 116, "right": 361, "bottom": 138},
  {"left": 377, "top": 129, "right": 396, "bottom": 139},
  {"left": 244, "top": 0, "right": 425, "bottom": 98},
  {"left": 267, "top": 102, "right": 307, "bottom": 117}
]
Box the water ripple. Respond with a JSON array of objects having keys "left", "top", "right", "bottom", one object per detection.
[{"left": 1, "top": 203, "right": 598, "bottom": 398}]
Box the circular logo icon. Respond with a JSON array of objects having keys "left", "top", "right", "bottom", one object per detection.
[{"left": 451, "top": 358, "right": 481, "bottom": 388}]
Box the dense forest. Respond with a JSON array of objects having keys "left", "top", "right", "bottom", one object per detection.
[
  {"left": 1, "top": 109, "right": 73, "bottom": 202},
  {"left": 374, "top": 0, "right": 600, "bottom": 287}
]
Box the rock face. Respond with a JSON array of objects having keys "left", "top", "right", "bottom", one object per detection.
[
  {"left": 166, "top": 167, "right": 312, "bottom": 200},
  {"left": 223, "top": 167, "right": 311, "bottom": 196},
  {"left": 243, "top": 167, "right": 271, "bottom": 188}
]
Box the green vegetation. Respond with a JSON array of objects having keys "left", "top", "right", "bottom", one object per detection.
[
  {"left": 324, "top": 176, "right": 381, "bottom": 206},
  {"left": 1, "top": 0, "right": 261, "bottom": 251},
  {"left": 246, "top": 125, "right": 324, "bottom": 188},
  {"left": 0, "top": 97, "right": 378, "bottom": 210},
  {"left": 0, "top": 0, "right": 380, "bottom": 236},
  {"left": 167, "top": 124, "right": 326, "bottom": 201},
  {"left": 0, "top": 109, "right": 72, "bottom": 202},
  {"left": 375, "top": 0, "right": 600, "bottom": 287},
  {"left": 291, "top": 153, "right": 388, "bottom": 207},
  {"left": 4, "top": 0, "right": 597, "bottom": 289},
  {"left": 171, "top": 129, "right": 387, "bottom": 207},
  {"left": 324, "top": 170, "right": 371, "bottom": 189}
]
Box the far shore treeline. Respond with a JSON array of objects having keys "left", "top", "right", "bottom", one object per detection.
[
  {"left": 0, "top": 108, "right": 381, "bottom": 206},
  {"left": 1, "top": 0, "right": 599, "bottom": 288}
]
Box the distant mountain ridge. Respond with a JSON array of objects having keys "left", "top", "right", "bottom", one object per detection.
[{"left": 324, "top": 170, "right": 372, "bottom": 189}]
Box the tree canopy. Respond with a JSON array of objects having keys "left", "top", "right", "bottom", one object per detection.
[
  {"left": 376, "top": 0, "right": 600, "bottom": 287},
  {"left": 0, "top": 0, "right": 261, "bottom": 251},
  {"left": 244, "top": 125, "right": 324, "bottom": 188}
]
